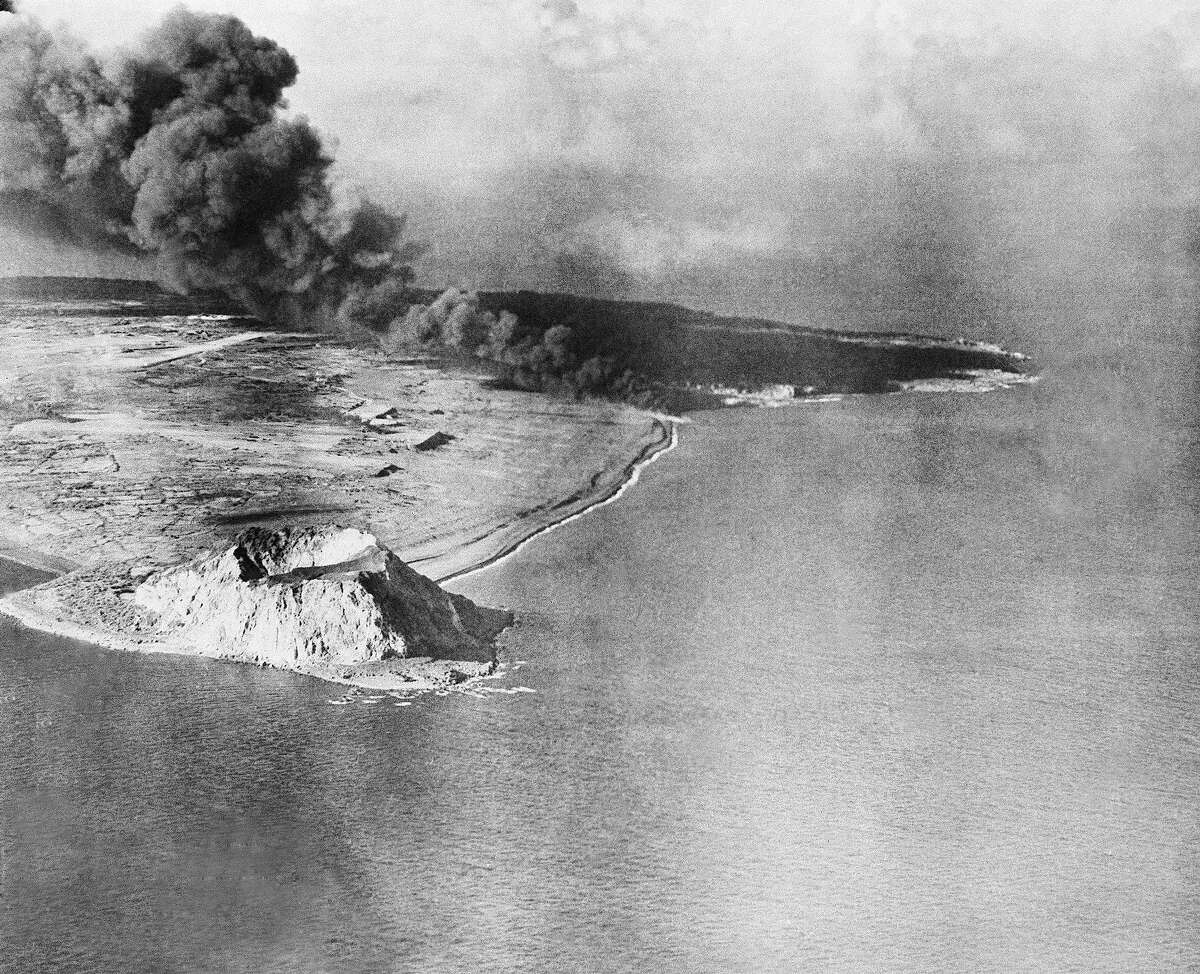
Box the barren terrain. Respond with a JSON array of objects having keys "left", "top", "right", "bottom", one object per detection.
[{"left": 0, "top": 293, "right": 669, "bottom": 585}]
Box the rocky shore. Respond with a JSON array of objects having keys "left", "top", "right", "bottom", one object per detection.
[{"left": 2, "top": 526, "right": 512, "bottom": 691}]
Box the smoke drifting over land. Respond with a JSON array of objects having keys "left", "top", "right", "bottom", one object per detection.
[
  {"left": 0, "top": 3, "right": 418, "bottom": 327},
  {"left": 239, "top": 0, "right": 1200, "bottom": 338},
  {"left": 7, "top": 1, "right": 1200, "bottom": 345}
]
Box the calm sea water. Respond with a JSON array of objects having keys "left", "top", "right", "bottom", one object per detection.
[
  {"left": 3, "top": 234, "right": 1200, "bottom": 970},
  {"left": 2, "top": 372, "right": 1197, "bottom": 972}
]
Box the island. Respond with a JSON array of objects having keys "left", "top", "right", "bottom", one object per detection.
[{"left": 0, "top": 276, "right": 1029, "bottom": 690}]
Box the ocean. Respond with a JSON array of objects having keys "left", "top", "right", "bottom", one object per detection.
[
  {"left": 2, "top": 347, "right": 1197, "bottom": 971},
  {"left": 3, "top": 165, "right": 1200, "bottom": 969}
]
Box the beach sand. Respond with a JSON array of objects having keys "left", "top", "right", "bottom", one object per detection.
[{"left": 0, "top": 296, "right": 675, "bottom": 687}]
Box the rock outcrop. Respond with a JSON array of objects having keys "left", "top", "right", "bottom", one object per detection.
[
  {"left": 414, "top": 431, "right": 455, "bottom": 452},
  {"left": 134, "top": 525, "right": 511, "bottom": 673}
]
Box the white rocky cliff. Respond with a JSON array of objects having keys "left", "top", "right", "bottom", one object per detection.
[{"left": 129, "top": 525, "right": 511, "bottom": 684}]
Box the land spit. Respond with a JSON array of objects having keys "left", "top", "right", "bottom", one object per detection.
[
  {"left": 0, "top": 280, "right": 1029, "bottom": 689},
  {"left": 0, "top": 292, "right": 674, "bottom": 687}
]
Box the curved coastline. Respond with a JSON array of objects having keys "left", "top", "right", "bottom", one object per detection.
[
  {"left": 414, "top": 416, "right": 679, "bottom": 584},
  {"left": 0, "top": 582, "right": 498, "bottom": 693},
  {"left": 0, "top": 415, "right": 681, "bottom": 683}
]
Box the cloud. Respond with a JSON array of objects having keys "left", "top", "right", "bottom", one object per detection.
[{"left": 12, "top": 0, "right": 1200, "bottom": 328}]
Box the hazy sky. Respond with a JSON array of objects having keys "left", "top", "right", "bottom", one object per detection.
[{"left": 9, "top": 0, "right": 1200, "bottom": 327}]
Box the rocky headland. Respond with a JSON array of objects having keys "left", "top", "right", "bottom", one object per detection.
[{"left": 2, "top": 525, "right": 511, "bottom": 690}]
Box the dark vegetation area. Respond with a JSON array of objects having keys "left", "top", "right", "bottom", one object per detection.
[
  {"left": 1, "top": 5, "right": 1023, "bottom": 411},
  {"left": 400, "top": 287, "right": 1025, "bottom": 407},
  {"left": 1, "top": 276, "right": 1025, "bottom": 409},
  {"left": 0, "top": 276, "right": 172, "bottom": 302},
  {"left": 0, "top": 275, "right": 243, "bottom": 319}
]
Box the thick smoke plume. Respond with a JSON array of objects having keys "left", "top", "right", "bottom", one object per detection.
[{"left": 0, "top": 4, "right": 419, "bottom": 328}]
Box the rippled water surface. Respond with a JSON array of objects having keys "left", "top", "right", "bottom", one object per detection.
[
  {"left": 4, "top": 371, "right": 1198, "bottom": 971},
  {"left": 3, "top": 270, "right": 1200, "bottom": 970}
]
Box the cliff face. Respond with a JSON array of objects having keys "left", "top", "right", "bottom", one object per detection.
[{"left": 134, "top": 526, "right": 510, "bottom": 670}]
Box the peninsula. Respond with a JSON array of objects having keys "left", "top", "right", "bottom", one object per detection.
[{"left": 0, "top": 276, "right": 1029, "bottom": 689}]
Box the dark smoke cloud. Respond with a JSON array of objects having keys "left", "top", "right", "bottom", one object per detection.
[
  {"left": 312, "top": 0, "right": 1200, "bottom": 341},
  {"left": 0, "top": 6, "right": 419, "bottom": 328}
]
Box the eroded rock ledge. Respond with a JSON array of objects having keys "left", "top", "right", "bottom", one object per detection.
[{"left": 1, "top": 526, "right": 513, "bottom": 691}]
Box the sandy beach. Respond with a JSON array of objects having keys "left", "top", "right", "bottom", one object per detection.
[
  {"left": 0, "top": 409, "right": 678, "bottom": 691},
  {"left": 0, "top": 291, "right": 679, "bottom": 686}
]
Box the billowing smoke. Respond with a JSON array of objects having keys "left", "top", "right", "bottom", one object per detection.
[
  {"left": 8, "top": 0, "right": 1200, "bottom": 350},
  {"left": 0, "top": 4, "right": 419, "bottom": 328},
  {"left": 275, "top": 0, "right": 1200, "bottom": 342}
]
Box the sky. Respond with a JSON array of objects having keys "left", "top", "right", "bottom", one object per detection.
[{"left": 7, "top": 0, "right": 1200, "bottom": 329}]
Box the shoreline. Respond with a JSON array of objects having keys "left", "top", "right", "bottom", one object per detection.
[
  {"left": 0, "top": 582, "right": 497, "bottom": 693},
  {"left": 441, "top": 417, "right": 679, "bottom": 583},
  {"left": 0, "top": 415, "right": 679, "bottom": 589},
  {"left": 2, "top": 371, "right": 1033, "bottom": 691},
  {"left": 412, "top": 416, "right": 679, "bottom": 584},
  {"left": 0, "top": 414, "right": 681, "bottom": 688}
]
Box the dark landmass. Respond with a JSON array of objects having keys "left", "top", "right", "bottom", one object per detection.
[
  {"left": 444, "top": 287, "right": 1026, "bottom": 400},
  {"left": 1, "top": 277, "right": 1027, "bottom": 409},
  {"left": 0, "top": 276, "right": 236, "bottom": 317}
]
